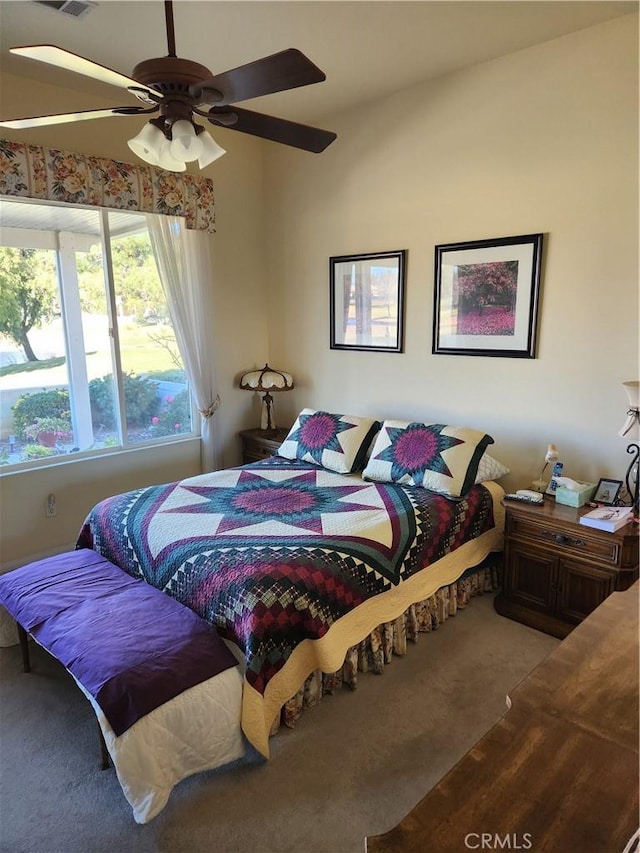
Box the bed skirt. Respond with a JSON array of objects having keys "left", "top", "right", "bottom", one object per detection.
[{"left": 274, "top": 560, "right": 500, "bottom": 734}]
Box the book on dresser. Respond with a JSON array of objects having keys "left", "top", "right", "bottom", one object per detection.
[{"left": 579, "top": 506, "right": 634, "bottom": 532}]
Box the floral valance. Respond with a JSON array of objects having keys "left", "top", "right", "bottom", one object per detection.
[{"left": 0, "top": 138, "right": 215, "bottom": 232}]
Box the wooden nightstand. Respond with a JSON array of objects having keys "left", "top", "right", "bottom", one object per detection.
[
  {"left": 495, "top": 498, "right": 638, "bottom": 638},
  {"left": 239, "top": 428, "right": 289, "bottom": 464}
]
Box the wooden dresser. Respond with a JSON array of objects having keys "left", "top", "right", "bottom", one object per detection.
[
  {"left": 495, "top": 498, "right": 638, "bottom": 637},
  {"left": 365, "top": 583, "right": 639, "bottom": 853}
]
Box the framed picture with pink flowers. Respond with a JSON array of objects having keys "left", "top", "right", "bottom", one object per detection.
[{"left": 433, "top": 233, "right": 543, "bottom": 358}]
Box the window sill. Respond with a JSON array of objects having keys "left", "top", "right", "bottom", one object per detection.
[{"left": 0, "top": 434, "right": 201, "bottom": 477}]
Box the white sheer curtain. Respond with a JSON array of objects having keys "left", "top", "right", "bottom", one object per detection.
[{"left": 146, "top": 214, "right": 220, "bottom": 473}]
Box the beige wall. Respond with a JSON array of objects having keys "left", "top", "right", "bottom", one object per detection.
[
  {"left": 264, "top": 14, "right": 639, "bottom": 494},
  {"left": 1, "top": 13, "right": 638, "bottom": 568},
  {"left": 0, "top": 73, "right": 269, "bottom": 569}
]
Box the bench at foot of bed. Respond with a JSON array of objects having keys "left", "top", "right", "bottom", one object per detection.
[{"left": 0, "top": 549, "right": 246, "bottom": 823}]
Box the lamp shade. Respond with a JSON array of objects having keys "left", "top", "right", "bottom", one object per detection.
[
  {"left": 239, "top": 364, "right": 294, "bottom": 392},
  {"left": 169, "top": 120, "right": 203, "bottom": 163},
  {"left": 127, "top": 122, "right": 164, "bottom": 166},
  {"left": 620, "top": 380, "right": 640, "bottom": 437},
  {"left": 197, "top": 130, "right": 226, "bottom": 168},
  {"left": 545, "top": 444, "right": 559, "bottom": 463},
  {"left": 156, "top": 139, "right": 187, "bottom": 172},
  {"left": 240, "top": 364, "right": 294, "bottom": 431},
  {"left": 622, "top": 380, "right": 640, "bottom": 408}
]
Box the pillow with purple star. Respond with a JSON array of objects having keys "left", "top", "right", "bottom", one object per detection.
[
  {"left": 277, "top": 409, "right": 380, "bottom": 474},
  {"left": 362, "top": 420, "right": 494, "bottom": 497}
]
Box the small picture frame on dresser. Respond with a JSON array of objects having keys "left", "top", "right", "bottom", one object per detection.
[{"left": 593, "top": 478, "right": 623, "bottom": 506}]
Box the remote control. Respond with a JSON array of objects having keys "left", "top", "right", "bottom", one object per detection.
[{"left": 504, "top": 492, "right": 544, "bottom": 505}]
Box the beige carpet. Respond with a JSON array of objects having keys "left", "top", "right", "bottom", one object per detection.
[{"left": 0, "top": 594, "right": 557, "bottom": 853}]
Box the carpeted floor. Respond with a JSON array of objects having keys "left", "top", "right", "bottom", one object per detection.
[{"left": 0, "top": 593, "right": 558, "bottom": 853}]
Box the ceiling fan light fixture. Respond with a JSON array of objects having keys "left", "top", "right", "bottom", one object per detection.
[
  {"left": 127, "top": 121, "right": 164, "bottom": 166},
  {"left": 169, "top": 119, "right": 203, "bottom": 163},
  {"left": 196, "top": 129, "right": 226, "bottom": 168}
]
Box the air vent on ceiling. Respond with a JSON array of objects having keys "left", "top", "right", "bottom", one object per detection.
[{"left": 34, "top": 0, "right": 97, "bottom": 18}]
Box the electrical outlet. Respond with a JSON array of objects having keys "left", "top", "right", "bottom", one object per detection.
[{"left": 46, "top": 493, "right": 57, "bottom": 517}]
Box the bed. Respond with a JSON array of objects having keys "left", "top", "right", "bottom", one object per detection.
[{"left": 77, "top": 412, "right": 506, "bottom": 759}]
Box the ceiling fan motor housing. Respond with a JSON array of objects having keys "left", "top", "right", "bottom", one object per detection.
[
  {"left": 132, "top": 56, "right": 215, "bottom": 97},
  {"left": 132, "top": 56, "right": 223, "bottom": 130}
]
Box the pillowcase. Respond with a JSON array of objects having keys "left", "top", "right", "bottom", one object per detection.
[
  {"left": 362, "top": 420, "right": 494, "bottom": 497},
  {"left": 475, "top": 453, "right": 510, "bottom": 484},
  {"left": 277, "top": 409, "right": 380, "bottom": 474}
]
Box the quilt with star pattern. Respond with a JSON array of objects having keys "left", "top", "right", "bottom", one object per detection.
[
  {"left": 78, "top": 456, "right": 495, "bottom": 703},
  {"left": 77, "top": 457, "right": 494, "bottom": 755}
]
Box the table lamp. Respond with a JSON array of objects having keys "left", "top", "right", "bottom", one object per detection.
[
  {"left": 620, "top": 380, "right": 639, "bottom": 512},
  {"left": 531, "top": 443, "right": 559, "bottom": 493},
  {"left": 240, "top": 364, "right": 294, "bottom": 431}
]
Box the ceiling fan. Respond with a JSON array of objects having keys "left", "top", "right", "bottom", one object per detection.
[{"left": 0, "top": 0, "right": 337, "bottom": 171}]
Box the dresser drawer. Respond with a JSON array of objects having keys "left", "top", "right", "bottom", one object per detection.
[
  {"left": 507, "top": 514, "right": 620, "bottom": 566},
  {"left": 239, "top": 428, "right": 289, "bottom": 465},
  {"left": 243, "top": 438, "right": 277, "bottom": 460}
]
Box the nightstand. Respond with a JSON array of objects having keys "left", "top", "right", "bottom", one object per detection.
[
  {"left": 495, "top": 498, "right": 638, "bottom": 638},
  {"left": 239, "top": 428, "right": 289, "bottom": 464}
]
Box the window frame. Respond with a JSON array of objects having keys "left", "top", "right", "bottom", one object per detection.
[{"left": 0, "top": 196, "right": 199, "bottom": 474}]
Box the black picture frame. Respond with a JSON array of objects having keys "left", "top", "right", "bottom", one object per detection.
[
  {"left": 433, "top": 233, "right": 543, "bottom": 358},
  {"left": 330, "top": 250, "right": 406, "bottom": 353},
  {"left": 593, "top": 478, "right": 623, "bottom": 506}
]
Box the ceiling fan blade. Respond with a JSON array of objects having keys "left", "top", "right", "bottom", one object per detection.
[
  {"left": 191, "top": 48, "right": 326, "bottom": 106},
  {"left": 10, "top": 46, "right": 161, "bottom": 105},
  {"left": 207, "top": 106, "right": 336, "bottom": 153},
  {"left": 0, "top": 106, "right": 158, "bottom": 130}
]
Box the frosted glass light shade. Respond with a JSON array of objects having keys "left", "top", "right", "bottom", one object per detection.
[
  {"left": 127, "top": 122, "right": 164, "bottom": 166},
  {"left": 156, "top": 139, "right": 187, "bottom": 172},
  {"left": 169, "top": 120, "right": 203, "bottom": 163},
  {"left": 197, "top": 131, "right": 226, "bottom": 168}
]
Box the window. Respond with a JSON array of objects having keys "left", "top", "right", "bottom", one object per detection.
[{"left": 0, "top": 198, "right": 195, "bottom": 469}]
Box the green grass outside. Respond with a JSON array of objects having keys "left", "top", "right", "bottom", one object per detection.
[
  {"left": 0, "top": 356, "right": 66, "bottom": 378},
  {"left": 0, "top": 322, "right": 185, "bottom": 384}
]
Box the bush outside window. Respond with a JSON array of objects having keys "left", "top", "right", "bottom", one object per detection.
[{"left": 0, "top": 198, "right": 196, "bottom": 469}]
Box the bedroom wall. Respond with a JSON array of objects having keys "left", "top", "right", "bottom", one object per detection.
[
  {"left": 263, "top": 14, "right": 639, "bottom": 494},
  {"left": 0, "top": 72, "right": 269, "bottom": 569}
]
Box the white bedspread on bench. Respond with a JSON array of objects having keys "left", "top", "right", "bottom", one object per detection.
[{"left": 77, "top": 661, "right": 245, "bottom": 823}]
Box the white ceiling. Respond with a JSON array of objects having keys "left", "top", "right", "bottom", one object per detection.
[
  {"left": 0, "top": 1, "right": 637, "bottom": 127},
  {"left": 0, "top": 197, "right": 147, "bottom": 237}
]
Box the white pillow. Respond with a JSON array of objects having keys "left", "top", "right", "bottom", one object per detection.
[{"left": 475, "top": 453, "right": 510, "bottom": 483}]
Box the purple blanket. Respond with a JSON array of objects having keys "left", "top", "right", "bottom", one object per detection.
[{"left": 0, "top": 549, "right": 238, "bottom": 735}]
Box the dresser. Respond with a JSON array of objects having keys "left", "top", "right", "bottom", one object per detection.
[
  {"left": 239, "top": 428, "right": 289, "bottom": 464},
  {"left": 365, "top": 583, "right": 639, "bottom": 853},
  {"left": 495, "top": 498, "right": 638, "bottom": 638}
]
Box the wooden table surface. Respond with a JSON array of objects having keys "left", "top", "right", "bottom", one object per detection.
[{"left": 365, "top": 584, "right": 639, "bottom": 853}]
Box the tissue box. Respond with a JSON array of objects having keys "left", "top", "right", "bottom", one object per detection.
[{"left": 555, "top": 482, "right": 597, "bottom": 508}]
